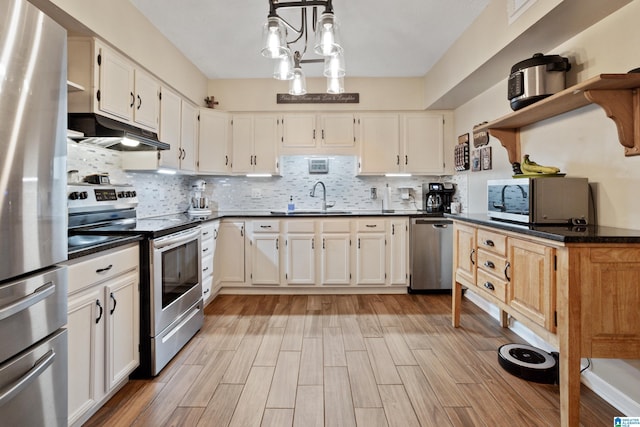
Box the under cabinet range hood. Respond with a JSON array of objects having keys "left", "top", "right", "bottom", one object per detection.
[{"left": 68, "top": 113, "right": 170, "bottom": 151}]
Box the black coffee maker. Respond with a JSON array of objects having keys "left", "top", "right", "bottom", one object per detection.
[{"left": 423, "top": 182, "right": 455, "bottom": 214}]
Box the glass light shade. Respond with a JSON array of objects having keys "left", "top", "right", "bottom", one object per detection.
[
  {"left": 326, "top": 76, "right": 344, "bottom": 94},
  {"left": 261, "top": 16, "right": 288, "bottom": 58},
  {"left": 273, "top": 50, "right": 294, "bottom": 80},
  {"left": 323, "top": 51, "right": 345, "bottom": 78},
  {"left": 314, "top": 12, "right": 342, "bottom": 56},
  {"left": 289, "top": 67, "right": 307, "bottom": 95}
]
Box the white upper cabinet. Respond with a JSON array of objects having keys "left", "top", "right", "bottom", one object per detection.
[
  {"left": 358, "top": 113, "right": 400, "bottom": 174},
  {"left": 231, "top": 113, "right": 280, "bottom": 175},
  {"left": 68, "top": 37, "right": 160, "bottom": 133},
  {"left": 358, "top": 112, "right": 444, "bottom": 175},
  {"left": 179, "top": 101, "right": 198, "bottom": 173},
  {"left": 199, "top": 109, "right": 231, "bottom": 174},
  {"left": 158, "top": 87, "right": 182, "bottom": 170},
  {"left": 320, "top": 113, "right": 356, "bottom": 149},
  {"left": 282, "top": 113, "right": 317, "bottom": 149},
  {"left": 132, "top": 69, "right": 160, "bottom": 130},
  {"left": 281, "top": 112, "right": 356, "bottom": 154},
  {"left": 401, "top": 113, "right": 444, "bottom": 174},
  {"left": 96, "top": 45, "right": 134, "bottom": 122}
]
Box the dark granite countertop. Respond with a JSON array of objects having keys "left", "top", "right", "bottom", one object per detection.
[
  {"left": 445, "top": 213, "right": 640, "bottom": 243},
  {"left": 198, "top": 209, "right": 435, "bottom": 221},
  {"left": 68, "top": 234, "right": 143, "bottom": 260}
]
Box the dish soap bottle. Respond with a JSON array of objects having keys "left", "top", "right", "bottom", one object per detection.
[{"left": 287, "top": 195, "right": 295, "bottom": 212}]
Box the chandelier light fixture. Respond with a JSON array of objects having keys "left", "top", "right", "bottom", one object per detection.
[{"left": 261, "top": 0, "right": 345, "bottom": 95}]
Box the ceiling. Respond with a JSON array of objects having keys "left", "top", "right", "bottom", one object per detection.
[{"left": 129, "top": 0, "right": 490, "bottom": 80}]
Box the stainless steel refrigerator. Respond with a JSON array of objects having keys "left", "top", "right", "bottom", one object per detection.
[{"left": 0, "top": 0, "right": 68, "bottom": 425}]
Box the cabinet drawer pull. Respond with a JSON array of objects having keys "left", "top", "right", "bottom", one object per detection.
[
  {"left": 202, "top": 231, "right": 209, "bottom": 236},
  {"left": 483, "top": 239, "right": 495, "bottom": 247},
  {"left": 470, "top": 248, "right": 475, "bottom": 265},
  {"left": 203, "top": 289, "right": 209, "bottom": 294},
  {"left": 483, "top": 282, "right": 495, "bottom": 291},
  {"left": 96, "top": 264, "right": 113, "bottom": 274},
  {"left": 483, "top": 260, "right": 495, "bottom": 269},
  {"left": 504, "top": 261, "right": 511, "bottom": 281},
  {"left": 365, "top": 224, "right": 377, "bottom": 228},
  {"left": 203, "top": 267, "right": 209, "bottom": 272},
  {"left": 260, "top": 225, "right": 272, "bottom": 228},
  {"left": 203, "top": 247, "right": 209, "bottom": 253}
]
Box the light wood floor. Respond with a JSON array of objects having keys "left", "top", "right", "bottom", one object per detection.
[{"left": 86, "top": 294, "right": 619, "bottom": 427}]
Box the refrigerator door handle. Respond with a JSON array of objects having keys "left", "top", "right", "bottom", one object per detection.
[
  {"left": 0, "top": 282, "right": 54, "bottom": 321},
  {"left": 0, "top": 349, "right": 55, "bottom": 406}
]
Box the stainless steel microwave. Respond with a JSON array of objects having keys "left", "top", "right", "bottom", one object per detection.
[{"left": 487, "top": 178, "right": 589, "bottom": 224}]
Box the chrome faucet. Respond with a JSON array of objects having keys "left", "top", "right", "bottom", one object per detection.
[{"left": 310, "top": 181, "right": 334, "bottom": 211}]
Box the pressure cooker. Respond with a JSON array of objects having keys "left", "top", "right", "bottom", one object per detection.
[{"left": 507, "top": 53, "right": 571, "bottom": 111}]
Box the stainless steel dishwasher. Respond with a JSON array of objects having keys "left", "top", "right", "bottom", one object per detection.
[{"left": 410, "top": 218, "right": 453, "bottom": 292}]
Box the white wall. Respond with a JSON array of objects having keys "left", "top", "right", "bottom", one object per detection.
[{"left": 453, "top": 0, "right": 640, "bottom": 414}]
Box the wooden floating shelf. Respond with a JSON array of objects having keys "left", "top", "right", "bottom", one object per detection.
[{"left": 475, "top": 74, "right": 640, "bottom": 164}]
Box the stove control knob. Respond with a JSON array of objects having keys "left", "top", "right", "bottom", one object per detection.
[
  {"left": 79, "top": 191, "right": 88, "bottom": 200},
  {"left": 131, "top": 191, "right": 136, "bottom": 197},
  {"left": 68, "top": 192, "right": 79, "bottom": 200},
  {"left": 117, "top": 191, "right": 125, "bottom": 198}
]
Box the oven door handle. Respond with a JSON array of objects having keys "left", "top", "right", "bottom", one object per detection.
[{"left": 153, "top": 228, "right": 201, "bottom": 249}]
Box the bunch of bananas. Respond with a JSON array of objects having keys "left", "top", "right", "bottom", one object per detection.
[{"left": 520, "top": 154, "right": 561, "bottom": 174}]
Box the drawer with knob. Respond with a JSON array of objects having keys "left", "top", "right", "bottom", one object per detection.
[
  {"left": 476, "top": 249, "right": 508, "bottom": 279},
  {"left": 477, "top": 228, "right": 506, "bottom": 256},
  {"left": 476, "top": 268, "right": 507, "bottom": 302}
]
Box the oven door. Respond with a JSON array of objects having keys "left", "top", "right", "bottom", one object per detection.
[{"left": 151, "top": 226, "right": 202, "bottom": 336}]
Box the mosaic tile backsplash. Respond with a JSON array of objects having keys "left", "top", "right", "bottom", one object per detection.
[{"left": 67, "top": 142, "right": 467, "bottom": 217}]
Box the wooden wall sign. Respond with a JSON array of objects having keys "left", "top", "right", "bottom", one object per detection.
[{"left": 277, "top": 93, "right": 360, "bottom": 104}]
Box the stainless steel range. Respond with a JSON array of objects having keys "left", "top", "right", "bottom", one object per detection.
[{"left": 68, "top": 183, "right": 203, "bottom": 376}]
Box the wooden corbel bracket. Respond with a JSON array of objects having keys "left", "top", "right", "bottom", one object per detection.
[
  {"left": 584, "top": 88, "right": 640, "bottom": 156},
  {"left": 488, "top": 128, "right": 520, "bottom": 164}
]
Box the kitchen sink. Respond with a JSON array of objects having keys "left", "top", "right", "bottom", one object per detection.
[{"left": 270, "top": 210, "right": 352, "bottom": 215}]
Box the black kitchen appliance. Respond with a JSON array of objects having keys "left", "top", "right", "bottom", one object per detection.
[
  {"left": 423, "top": 182, "right": 455, "bottom": 214},
  {"left": 507, "top": 53, "right": 571, "bottom": 111}
]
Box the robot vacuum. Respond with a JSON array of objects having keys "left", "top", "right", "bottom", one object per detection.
[{"left": 498, "top": 343, "right": 559, "bottom": 384}]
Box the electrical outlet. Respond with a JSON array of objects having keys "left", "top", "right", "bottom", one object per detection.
[
  {"left": 370, "top": 187, "right": 377, "bottom": 199},
  {"left": 251, "top": 188, "right": 263, "bottom": 199}
]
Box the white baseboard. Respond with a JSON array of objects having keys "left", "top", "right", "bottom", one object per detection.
[{"left": 463, "top": 292, "right": 640, "bottom": 416}]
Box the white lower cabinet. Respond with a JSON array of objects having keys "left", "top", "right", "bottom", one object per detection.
[
  {"left": 249, "top": 220, "right": 281, "bottom": 285},
  {"left": 320, "top": 220, "right": 352, "bottom": 286},
  {"left": 285, "top": 220, "right": 316, "bottom": 285},
  {"left": 66, "top": 244, "right": 140, "bottom": 427},
  {"left": 218, "top": 221, "right": 246, "bottom": 284},
  {"left": 388, "top": 219, "right": 409, "bottom": 285},
  {"left": 217, "top": 217, "right": 410, "bottom": 289},
  {"left": 355, "top": 219, "right": 386, "bottom": 285}
]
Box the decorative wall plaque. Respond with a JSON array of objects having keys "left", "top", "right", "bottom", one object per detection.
[
  {"left": 277, "top": 93, "right": 360, "bottom": 104},
  {"left": 473, "top": 122, "right": 490, "bottom": 147}
]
